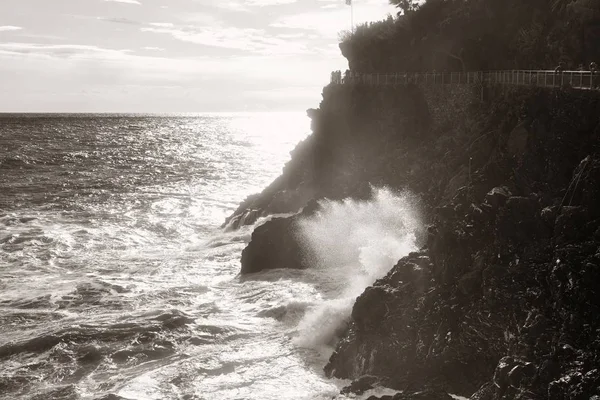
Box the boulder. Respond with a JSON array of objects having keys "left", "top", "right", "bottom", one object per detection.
[
  {"left": 240, "top": 216, "right": 307, "bottom": 274},
  {"left": 484, "top": 186, "right": 512, "bottom": 210},
  {"left": 341, "top": 375, "right": 380, "bottom": 395}
]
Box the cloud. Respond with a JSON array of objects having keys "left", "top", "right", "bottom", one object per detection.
[
  {"left": 0, "top": 26, "right": 22, "bottom": 32},
  {"left": 141, "top": 25, "right": 310, "bottom": 55},
  {"left": 272, "top": 3, "right": 395, "bottom": 38},
  {"left": 244, "top": 0, "right": 297, "bottom": 5},
  {"left": 104, "top": 0, "right": 142, "bottom": 5},
  {"left": 0, "top": 43, "right": 131, "bottom": 60},
  {"left": 97, "top": 17, "right": 141, "bottom": 25},
  {"left": 142, "top": 46, "right": 164, "bottom": 51},
  {"left": 149, "top": 22, "right": 174, "bottom": 28}
]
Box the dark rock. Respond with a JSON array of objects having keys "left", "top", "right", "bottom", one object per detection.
[
  {"left": 391, "top": 390, "right": 453, "bottom": 400},
  {"left": 470, "top": 382, "right": 495, "bottom": 400},
  {"left": 457, "top": 268, "right": 482, "bottom": 296},
  {"left": 240, "top": 215, "right": 309, "bottom": 274},
  {"left": 352, "top": 286, "right": 394, "bottom": 332},
  {"left": 484, "top": 186, "right": 512, "bottom": 210},
  {"left": 540, "top": 205, "right": 559, "bottom": 227},
  {"left": 341, "top": 375, "right": 380, "bottom": 395},
  {"left": 228, "top": 80, "right": 600, "bottom": 400},
  {"left": 493, "top": 356, "right": 518, "bottom": 392},
  {"left": 553, "top": 206, "right": 590, "bottom": 246},
  {"left": 226, "top": 209, "right": 262, "bottom": 231},
  {"left": 507, "top": 123, "right": 529, "bottom": 158},
  {"left": 495, "top": 196, "right": 544, "bottom": 245},
  {"left": 508, "top": 364, "right": 526, "bottom": 388}
]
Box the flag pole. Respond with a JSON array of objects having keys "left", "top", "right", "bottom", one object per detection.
[
  {"left": 346, "top": 0, "right": 354, "bottom": 34},
  {"left": 351, "top": 1, "right": 354, "bottom": 33}
]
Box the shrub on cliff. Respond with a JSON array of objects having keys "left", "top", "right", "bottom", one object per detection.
[{"left": 341, "top": 0, "right": 600, "bottom": 72}]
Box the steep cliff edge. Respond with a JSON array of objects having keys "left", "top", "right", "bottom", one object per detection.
[
  {"left": 231, "top": 83, "right": 600, "bottom": 399},
  {"left": 320, "top": 87, "right": 600, "bottom": 399}
]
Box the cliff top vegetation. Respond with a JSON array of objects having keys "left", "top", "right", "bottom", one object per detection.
[{"left": 340, "top": 0, "right": 600, "bottom": 72}]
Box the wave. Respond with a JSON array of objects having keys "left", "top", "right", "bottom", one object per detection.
[{"left": 292, "top": 187, "right": 423, "bottom": 351}]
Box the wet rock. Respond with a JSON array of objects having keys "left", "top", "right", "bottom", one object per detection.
[
  {"left": 366, "top": 391, "right": 453, "bottom": 400},
  {"left": 240, "top": 215, "right": 308, "bottom": 274},
  {"left": 507, "top": 123, "right": 529, "bottom": 158},
  {"left": 457, "top": 268, "right": 482, "bottom": 296},
  {"left": 392, "top": 390, "right": 454, "bottom": 400},
  {"left": 493, "top": 356, "right": 518, "bottom": 392},
  {"left": 470, "top": 382, "right": 495, "bottom": 400},
  {"left": 226, "top": 209, "right": 262, "bottom": 231},
  {"left": 341, "top": 375, "right": 380, "bottom": 395},
  {"left": 352, "top": 286, "right": 394, "bottom": 332},
  {"left": 553, "top": 206, "right": 590, "bottom": 246},
  {"left": 484, "top": 186, "right": 512, "bottom": 210},
  {"left": 495, "top": 196, "right": 544, "bottom": 245},
  {"left": 540, "top": 205, "right": 559, "bottom": 227}
]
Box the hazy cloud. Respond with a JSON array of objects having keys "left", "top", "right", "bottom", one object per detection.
[
  {"left": 0, "top": 0, "right": 395, "bottom": 111},
  {"left": 0, "top": 26, "right": 22, "bottom": 32},
  {"left": 97, "top": 17, "right": 141, "bottom": 25},
  {"left": 104, "top": 0, "right": 142, "bottom": 5}
]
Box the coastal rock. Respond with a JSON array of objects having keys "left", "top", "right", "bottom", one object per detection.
[
  {"left": 366, "top": 390, "right": 453, "bottom": 400},
  {"left": 484, "top": 186, "right": 512, "bottom": 210},
  {"left": 240, "top": 201, "right": 322, "bottom": 274},
  {"left": 341, "top": 375, "right": 380, "bottom": 395},
  {"left": 240, "top": 215, "right": 306, "bottom": 274},
  {"left": 229, "top": 81, "right": 600, "bottom": 399}
]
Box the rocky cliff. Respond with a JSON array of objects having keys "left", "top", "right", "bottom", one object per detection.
[{"left": 230, "top": 83, "right": 600, "bottom": 399}]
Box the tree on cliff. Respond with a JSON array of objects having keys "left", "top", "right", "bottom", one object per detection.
[
  {"left": 389, "top": 0, "right": 419, "bottom": 14},
  {"left": 339, "top": 0, "right": 600, "bottom": 72}
]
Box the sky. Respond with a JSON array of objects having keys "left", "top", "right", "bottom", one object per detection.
[{"left": 0, "top": 0, "right": 396, "bottom": 112}]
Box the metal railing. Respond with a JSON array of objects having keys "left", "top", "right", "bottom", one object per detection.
[{"left": 330, "top": 70, "right": 600, "bottom": 90}]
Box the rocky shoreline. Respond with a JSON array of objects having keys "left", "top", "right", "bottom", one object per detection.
[{"left": 229, "top": 83, "right": 600, "bottom": 399}]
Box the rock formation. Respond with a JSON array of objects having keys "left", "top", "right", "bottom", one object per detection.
[{"left": 232, "top": 83, "right": 600, "bottom": 399}]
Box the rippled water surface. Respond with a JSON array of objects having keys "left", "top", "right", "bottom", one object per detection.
[{"left": 0, "top": 113, "right": 418, "bottom": 400}]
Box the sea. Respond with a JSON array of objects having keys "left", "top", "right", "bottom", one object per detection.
[{"left": 0, "top": 113, "right": 422, "bottom": 400}]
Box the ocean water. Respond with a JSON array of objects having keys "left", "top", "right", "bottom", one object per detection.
[{"left": 0, "top": 113, "right": 420, "bottom": 400}]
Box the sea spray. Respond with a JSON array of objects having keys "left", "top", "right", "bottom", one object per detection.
[{"left": 293, "top": 188, "right": 422, "bottom": 352}]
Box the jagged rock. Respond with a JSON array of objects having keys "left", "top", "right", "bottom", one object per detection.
[
  {"left": 239, "top": 201, "right": 323, "bottom": 274},
  {"left": 226, "top": 209, "right": 262, "bottom": 231},
  {"left": 470, "top": 382, "right": 495, "bottom": 400},
  {"left": 457, "top": 268, "right": 482, "bottom": 296},
  {"left": 240, "top": 216, "right": 307, "bottom": 274},
  {"left": 495, "top": 196, "right": 545, "bottom": 245},
  {"left": 553, "top": 206, "right": 590, "bottom": 246},
  {"left": 507, "top": 123, "right": 530, "bottom": 158},
  {"left": 352, "top": 286, "right": 394, "bottom": 332},
  {"left": 493, "top": 356, "right": 518, "bottom": 392},
  {"left": 392, "top": 390, "right": 454, "bottom": 400},
  {"left": 484, "top": 186, "right": 512, "bottom": 210},
  {"left": 366, "top": 391, "right": 453, "bottom": 400},
  {"left": 341, "top": 375, "right": 380, "bottom": 395},
  {"left": 226, "top": 82, "right": 600, "bottom": 400}
]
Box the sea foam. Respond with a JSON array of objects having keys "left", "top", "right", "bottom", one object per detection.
[{"left": 293, "top": 187, "right": 422, "bottom": 352}]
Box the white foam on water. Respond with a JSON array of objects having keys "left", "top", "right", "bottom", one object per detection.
[{"left": 293, "top": 187, "right": 423, "bottom": 351}]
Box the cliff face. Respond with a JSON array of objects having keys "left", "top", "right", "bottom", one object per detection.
[{"left": 232, "top": 84, "right": 600, "bottom": 399}]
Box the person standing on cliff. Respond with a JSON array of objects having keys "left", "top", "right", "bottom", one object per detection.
[
  {"left": 554, "top": 61, "right": 566, "bottom": 87},
  {"left": 591, "top": 62, "right": 598, "bottom": 89}
]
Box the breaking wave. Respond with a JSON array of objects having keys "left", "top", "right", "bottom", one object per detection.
[{"left": 293, "top": 188, "right": 423, "bottom": 351}]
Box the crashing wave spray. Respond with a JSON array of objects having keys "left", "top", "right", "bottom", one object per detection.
[{"left": 293, "top": 187, "right": 422, "bottom": 352}]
